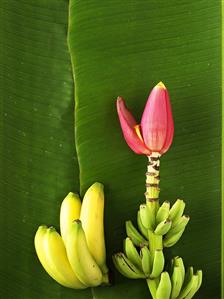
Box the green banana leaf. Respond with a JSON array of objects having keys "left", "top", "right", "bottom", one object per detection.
[
  {"left": 68, "top": 1, "right": 221, "bottom": 298},
  {"left": 0, "top": 1, "right": 91, "bottom": 298},
  {"left": 0, "top": 0, "right": 222, "bottom": 299}
]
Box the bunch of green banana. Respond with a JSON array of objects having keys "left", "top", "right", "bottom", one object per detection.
[
  {"left": 113, "top": 237, "right": 165, "bottom": 280},
  {"left": 34, "top": 182, "right": 109, "bottom": 289},
  {"left": 147, "top": 257, "right": 202, "bottom": 299},
  {"left": 137, "top": 199, "right": 190, "bottom": 248}
]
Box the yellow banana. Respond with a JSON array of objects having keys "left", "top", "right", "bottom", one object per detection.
[
  {"left": 60, "top": 192, "right": 81, "bottom": 243},
  {"left": 66, "top": 220, "right": 103, "bottom": 287},
  {"left": 34, "top": 225, "right": 86, "bottom": 289},
  {"left": 80, "top": 182, "right": 108, "bottom": 274}
]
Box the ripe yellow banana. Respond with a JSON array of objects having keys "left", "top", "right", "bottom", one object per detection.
[
  {"left": 60, "top": 192, "right": 82, "bottom": 243},
  {"left": 34, "top": 225, "right": 86, "bottom": 289},
  {"left": 80, "top": 182, "right": 108, "bottom": 274},
  {"left": 66, "top": 220, "right": 103, "bottom": 287}
]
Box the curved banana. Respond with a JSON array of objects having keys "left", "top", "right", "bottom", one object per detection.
[
  {"left": 169, "top": 199, "right": 185, "bottom": 223},
  {"left": 137, "top": 211, "right": 149, "bottom": 239},
  {"left": 66, "top": 220, "right": 103, "bottom": 287},
  {"left": 171, "top": 266, "right": 183, "bottom": 299},
  {"left": 124, "top": 237, "right": 142, "bottom": 270},
  {"left": 146, "top": 278, "right": 158, "bottom": 299},
  {"left": 139, "top": 204, "right": 153, "bottom": 230},
  {"left": 37, "top": 226, "right": 86, "bottom": 289},
  {"left": 113, "top": 253, "right": 145, "bottom": 279},
  {"left": 177, "top": 267, "right": 194, "bottom": 299},
  {"left": 182, "top": 275, "right": 198, "bottom": 299},
  {"left": 146, "top": 200, "right": 157, "bottom": 228},
  {"left": 140, "top": 246, "right": 152, "bottom": 277},
  {"left": 60, "top": 192, "right": 81, "bottom": 243},
  {"left": 150, "top": 249, "right": 165, "bottom": 278},
  {"left": 174, "top": 257, "right": 185, "bottom": 285},
  {"left": 126, "top": 220, "right": 148, "bottom": 247},
  {"left": 80, "top": 182, "right": 108, "bottom": 274},
  {"left": 163, "top": 228, "right": 185, "bottom": 248},
  {"left": 154, "top": 219, "right": 172, "bottom": 235},
  {"left": 156, "top": 201, "right": 170, "bottom": 224},
  {"left": 168, "top": 215, "right": 190, "bottom": 236},
  {"left": 195, "top": 270, "right": 203, "bottom": 293},
  {"left": 156, "top": 272, "right": 172, "bottom": 299}
]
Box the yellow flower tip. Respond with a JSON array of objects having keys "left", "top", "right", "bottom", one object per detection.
[
  {"left": 134, "top": 124, "right": 144, "bottom": 142},
  {"left": 156, "top": 81, "right": 166, "bottom": 89}
]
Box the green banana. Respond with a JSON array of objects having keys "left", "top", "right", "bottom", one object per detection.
[
  {"left": 146, "top": 278, "right": 158, "bottom": 299},
  {"left": 65, "top": 220, "right": 103, "bottom": 287},
  {"left": 60, "top": 192, "right": 81, "bottom": 243},
  {"left": 174, "top": 257, "right": 185, "bottom": 285},
  {"left": 140, "top": 246, "right": 152, "bottom": 277},
  {"left": 177, "top": 267, "right": 194, "bottom": 299},
  {"left": 154, "top": 219, "right": 172, "bottom": 235},
  {"left": 182, "top": 275, "right": 198, "bottom": 299},
  {"left": 80, "top": 182, "right": 108, "bottom": 274},
  {"left": 171, "top": 266, "right": 183, "bottom": 299},
  {"left": 156, "top": 201, "right": 170, "bottom": 224},
  {"left": 150, "top": 249, "right": 165, "bottom": 278},
  {"left": 156, "top": 272, "right": 172, "bottom": 299},
  {"left": 124, "top": 237, "right": 142, "bottom": 270},
  {"left": 126, "top": 220, "right": 148, "bottom": 247},
  {"left": 34, "top": 226, "right": 86, "bottom": 289},
  {"left": 112, "top": 253, "right": 145, "bottom": 279},
  {"left": 146, "top": 199, "right": 158, "bottom": 229},
  {"left": 169, "top": 199, "right": 185, "bottom": 223},
  {"left": 139, "top": 204, "right": 153, "bottom": 230},
  {"left": 168, "top": 215, "right": 190, "bottom": 236},
  {"left": 137, "top": 211, "right": 149, "bottom": 239},
  {"left": 195, "top": 270, "right": 203, "bottom": 292},
  {"left": 163, "top": 228, "right": 185, "bottom": 247}
]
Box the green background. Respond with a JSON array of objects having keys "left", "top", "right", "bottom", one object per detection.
[{"left": 0, "top": 0, "right": 222, "bottom": 298}]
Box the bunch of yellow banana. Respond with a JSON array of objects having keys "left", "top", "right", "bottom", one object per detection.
[{"left": 34, "top": 182, "right": 109, "bottom": 289}]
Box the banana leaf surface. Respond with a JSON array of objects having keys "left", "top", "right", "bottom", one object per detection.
[
  {"left": 0, "top": 0, "right": 222, "bottom": 299},
  {"left": 68, "top": 1, "right": 221, "bottom": 299}
]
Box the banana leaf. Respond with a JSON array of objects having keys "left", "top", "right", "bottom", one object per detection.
[
  {"left": 68, "top": 1, "right": 221, "bottom": 298},
  {"left": 0, "top": 1, "right": 91, "bottom": 298}
]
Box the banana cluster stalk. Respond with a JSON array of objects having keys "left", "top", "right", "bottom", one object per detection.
[
  {"left": 34, "top": 182, "right": 109, "bottom": 289},
  {"left": 113, "top": 152, "right": 203, "bottom": 299}
]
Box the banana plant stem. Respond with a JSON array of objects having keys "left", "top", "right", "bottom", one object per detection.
[
  {"left": 145, "top": 152, "right": 161, "bottom": 201},
  {"left": 148, "top": 230, "right": 163, "bottom": 258}
]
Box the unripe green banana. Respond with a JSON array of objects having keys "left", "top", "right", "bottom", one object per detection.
[
  {"left": 60, "top": 192, "right": 81, "bottom": 243},
  {"left": 140, "top": 246, "right": 152, "bottom": 277},
  {"left": 171, "top": 266, "right": 183, "bottom": 299},
  {"left": 177, "top": 267, "right": 194, "bottom": 299},
  {"left": 169, "top": 199, "right": 185, "bottom": 223},
  {"left": 195, "top": 270, "right": 203, "bottom": 292},
  {"left": 146, "top": 278, "right": 158, "bottom": 299},
  {"left": 66, "top": 220, "right": 103, "bottom": 287},
  {"left": 146, "top": 199, "right": 158, "bottom": 229},
  {"left": 168, "top": 215, "right": 190, "bottom": 236},
  {"left": 137, "top": 211, "right": 149, "bottom": 239},
  {"left": 124, "top": 237, "right": 142, "bottom": 270},
  {"left": 156, "top": 201, "right": 170, "bottom": 224},
  {"left": 121, "top": 253, "right": 145, "bottom": 276},
  {"left": 173, "top": 257, "right": 185, "bottom": 284},
  {"left": 126, "top": 220, "right": 148, "bottom": 247},
  {"left": 163, "top": 228, "right": 185, "bottom": 247},
  {"left": 139, "top": 204, "right": 153, "bottom": 230},
  {"left": 156, "top": 272, "right": 172, "bottom": 299},
  {"left": 34, "top": 226, "right": 86, "bottom": 289},
  {"left": 182, "top": 275, "right": 198, "bottom": 299},
  {"left": 80, "top": 182, "right": 108, "bottom": 274},
  {"left": 150, "top": 249, "right": 165, "bottom": 278},
  {"left": 112, "top": 253, "right": 145, "bottom": 279},
  {"left": 154, "top": 219, "right": 172, "bottom": 235}
]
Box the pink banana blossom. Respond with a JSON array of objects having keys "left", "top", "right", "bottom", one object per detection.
[{"left": 116, "top": 82, "right": 174, "bottom": 155}]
